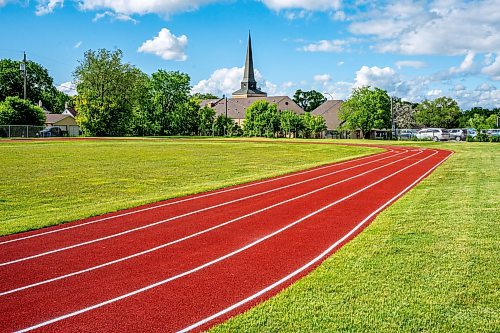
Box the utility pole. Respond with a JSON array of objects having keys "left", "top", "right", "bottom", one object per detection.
[{"left": 22, "top": 52, "right": 27, "bottom": 99}]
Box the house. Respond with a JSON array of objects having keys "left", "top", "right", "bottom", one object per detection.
[
  {"left": 200, "top": 33, "right": 304, "bottom": 126},
  {"left": 62, "top": 104, "right": 78, "bottom": 118},
  {"left": 45, "top": 114, "right": 80, "bottom": 136},
  {"left": 311, "top": 100, "right": 343, "bottom": 130}
]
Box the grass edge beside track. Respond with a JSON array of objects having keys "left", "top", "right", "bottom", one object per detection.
[{"left": 210, "top": 141, "right": 499, "bottom": 333}]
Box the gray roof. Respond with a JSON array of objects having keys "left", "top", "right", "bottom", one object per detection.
[
  {"left": 201, "top": 96, "right": 304, "bottom": 119},
  {"left": 311, "top": 100, "right": 343, "bottom": 130},
  {"left": 45, "top": 114, "right": 72, "bottom": 124}
]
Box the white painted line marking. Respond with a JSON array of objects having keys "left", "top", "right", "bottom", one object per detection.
[
  {"left": 0, "top": 149, "right": 392, "bottom": 245},
  {"left": 15, "top": 150, "right": 441, "bottom": 333},
  {"left": 178, "top": 150, "right": 453, "bottom": 333},
  {"left": 0, "top": 150, "right": 421, "bottom": 295},
  {"left": 0, "top": 150, "right": 407, "bottom": 266}
]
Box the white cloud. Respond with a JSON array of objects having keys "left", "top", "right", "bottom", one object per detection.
[
  {"left": 482, "top": 54, "right": 500, "bottom": 80},
  {"left": 301, "top": 39, "right": 347, "bottom": 53},
  {"left": 354, "top": 66, "right": 398, "bottom": 89},
  {"left": 260, "top": 0, "right": 341, "bottom": 11},
  {"left": 284, "top": 10, "right": 311, "bottom": 20},
  {"left": 313, "top": 74, "right": 331, "bottom": 83},
  {"left": 427, "top": 89, "right": 442, "bottom": 97},
  {"left": 395, "top": 60, "right": 426, "bottom": 69},
  {"left": 138, "top": 28, "right": 188, "bottom": 61},
  {"left": 331, "top": 11, "right": 346, "bottom": 21},
  {"left": 35, "top": 0, "right": 63, "bottom": 15},
  {"left": 337, "top": 61, "right": 344, "bottom": 66},
  {"left": 79, "top": 0, "right": 218, "bottom": 16},
  {"left": 348, "top": 0, "right": 500, "bottom": 56},
  {"left": 74, "top": 41, "right": 82, "bottom": 48},
  {"left": 192, "top": 66, "right": 281, "bottom": 96},
  {"left": 93, "top": 11, "right": 138, "bottom": 23},
  {"left": 56, "top": 81, "right": 77, "bottom": 96},
  {"left": 450, "top": 51, "right": 475, "bottom": 74}
]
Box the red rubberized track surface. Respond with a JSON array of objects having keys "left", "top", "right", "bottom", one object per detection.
[{"left": 0, "top": 144, "right": 452, "bottom": 332}]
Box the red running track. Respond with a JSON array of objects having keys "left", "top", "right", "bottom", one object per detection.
[{"left": 0, "top": 145, "right": 452, "bottom": 332}]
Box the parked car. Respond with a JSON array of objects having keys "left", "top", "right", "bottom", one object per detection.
[
  {"left": 487, "top": 129, "right": 500, "bottom": 137},
  {"left": 399, "top": 129, "right": 418, "bottom": 140},
  {"left": 39, "top": 127, "right": 68, "bottom": 137},
  {"left": 416, "top": 128, "right": 450, "bottom": 141},
  {"left": 467, "top": 128, "right": 477, "bottom": 137},
  {"left": 449, "top": 128, "right": 467, "bottom": 141}
]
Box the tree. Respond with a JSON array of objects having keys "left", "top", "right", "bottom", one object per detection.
[
  {"left": 339, "top": 86, "right": 390, "bottom": 139},
  {"left": 191, "top": 92, "right": 219, "bottom": 100},
  {"left": 415, "top": 97, "right": 460, "bottom": 128},
  {"left": 213, "top": 115, "right": 241, "bottom": 136},
  {"left": 293, "top": 89, "right": 326, "bottom": 112},
  {"left": 459, "top": 107, "right": 500, "bottom": 128},
  {"left": 392, "top": 98, "right": 417, "bottom": 129},
  {"left": 149, "top": 70, "right": 191, "bottom": 135},
  {"left": 198, "top": 106, "right": 216, "bottom": 136},
  {"left": 0, "top": 96, "right": 45, "bottom": 125},
  {"left": 243, "top": 100, "right": 280, "bottom": 137},
  {"left": 301, "top": 113, "right": 327, "bottom": 138},
  {"left": 74, "top": 49, "right": 143, "bottom": 136},
  {"left": 279, "top": 110, "right": 303, "bottom": 138},
  {"left": 0, "top": 58, "right": 68, "bottom": 112}
]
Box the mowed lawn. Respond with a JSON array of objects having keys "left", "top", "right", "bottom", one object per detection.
[
  {"left": 211, "top": 141, "right": 499, "bottom": 333},
  {"left": 0, "top": 138, "right": 378, "bottom": 236}
]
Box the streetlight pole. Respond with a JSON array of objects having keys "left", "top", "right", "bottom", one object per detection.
[
  {"left": 21, "top": 52, "right": 27, "bottom": 100},
  {"left": 323, "top": 92, "right": 334, "bottom": 100},
  {"left": 390, "top": 96, "right": 395, "bottom": 139}
]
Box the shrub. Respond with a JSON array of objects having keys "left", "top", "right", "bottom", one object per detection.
[{"left": 0, "top": 96, "right": 46, "bottom": 126}]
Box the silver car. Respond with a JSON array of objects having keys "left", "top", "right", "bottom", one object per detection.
[{"left": 416, "top": 128, "right": 450, "bottom": 141}]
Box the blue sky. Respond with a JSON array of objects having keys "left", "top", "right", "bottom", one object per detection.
[{"left": 0, "top": 0, "right": 499, "bottom": 109}]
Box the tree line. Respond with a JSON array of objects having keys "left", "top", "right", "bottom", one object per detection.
[
  {"left": 0, "top": 49, "right": 498, "bottom": 138},
  {"left": 339, "top": 86, "right": 499, "bottom": 138}
]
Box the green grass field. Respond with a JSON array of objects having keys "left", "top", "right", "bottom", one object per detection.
[
  {"left": 211, "top": 141, "right": 499, "bottom": 332},
  {"left": 1, "top": 138, "right": 497, "bottom": 332},
  {"left": 0, "top": 138, "right": 378, "bottom": 236}
]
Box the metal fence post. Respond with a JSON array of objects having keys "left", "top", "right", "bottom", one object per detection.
[{"left": 8, "top": 125, "right": 11, "bottom": 138}]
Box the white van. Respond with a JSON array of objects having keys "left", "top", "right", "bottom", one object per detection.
[{"left": 416, "top": 128, "right": 450, "bottom": 141}]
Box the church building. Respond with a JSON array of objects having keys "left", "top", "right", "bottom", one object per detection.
[{"left": 201, "top": 33, "right": 304, "bottom": 126}]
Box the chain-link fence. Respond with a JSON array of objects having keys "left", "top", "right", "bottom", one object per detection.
[
  {"left": 0, "top": 125, "right": 45, "bottom": 138},
  {"left": 0, "top": 125, "right": 81, "bottom": 138}
]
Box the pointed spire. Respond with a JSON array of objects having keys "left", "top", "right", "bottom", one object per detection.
[
  {"left": 232, "top": 31, "right": 267, "bottom": 98},
  {"left": 243, "top": 31, "right": 256, "bottom": 84}
]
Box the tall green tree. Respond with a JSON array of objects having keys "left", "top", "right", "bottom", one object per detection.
[
  {"left": 0, "top": 58, "right": 69, "bottom": 112},
  {"left": 0, "top": 96, "right": 45, "bottom": 125},
  {"left": 415, "top": 97, "right": 460, "bottom": 128},
  {"left": 339, "top": 86, "right": 390, "bottom": 138},
  {"left": 293, "top": 89, "right": 327, "bottom": 112},
  {"left": 243, "top": 100, "right": 281, "bottom": 137},
  {"left": 302, "top": 113, "right": 327, "bottom": 138},
  {"left": 198, "top": 106, "right": 216, "bottom": 136},
  {"left": 74, "top": 49, "right": 143, "bottom": 136},
  {"left": 279, "top": 110, "right": 303, "bottom": 137},
  {"left": 149, "top": 70, "right": 191, "bottom": 135}
]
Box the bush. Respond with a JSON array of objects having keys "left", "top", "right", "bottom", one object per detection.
[{"left": 0, "top": 96, "right": 46, "bottom": 126}]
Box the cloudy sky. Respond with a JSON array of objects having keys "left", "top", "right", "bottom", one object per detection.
[{"left": 1, "top": 0, "right": 499, "bottom": 109}]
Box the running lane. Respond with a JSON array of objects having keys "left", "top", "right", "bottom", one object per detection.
[{"left": 0, "top": 145, "right": 452, "bottom": 332}]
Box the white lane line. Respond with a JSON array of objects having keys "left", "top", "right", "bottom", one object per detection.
[
  {"left": 15, "top": 150, "right": 439, "bottom": 333},
  {"left": 177, "top": 150, "right": 453, "bottom": 333},
  {"left": 0, "top": 150, "right": 408, "bottom": 266},
  {"left": 0, "top": 150, "right": 422, "bottom": 295},
  {"left": 0, "top": 149, "right": 394, "bottom": 246}
]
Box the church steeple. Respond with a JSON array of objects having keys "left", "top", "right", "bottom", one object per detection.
[{"left": 232, "top": 32, "right": 267, "bottom": 98}]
